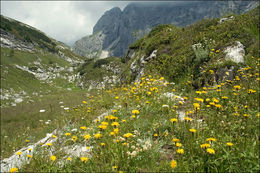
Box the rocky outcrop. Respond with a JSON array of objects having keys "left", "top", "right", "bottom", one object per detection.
[
  {"left": 224, "top": 41, "right": 245, "bottom": 63},
  {"left": 0, "top": 29, "right": 34, "bottom": 52},
  {"left": 73, "top": 1, "right": 258, "bottom": 58},
  {"left": 130, "top": 50, "right": 157, "bottom": 82}
]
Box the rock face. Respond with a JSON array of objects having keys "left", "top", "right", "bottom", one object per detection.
[
  {"left": 0, "top": 29, "right": 34, "bottom": 52},
  {"left": 73, "top": 1, "right": 258, "bottom": 57},
  {"left": 224, "top": 41, "right": 245, "bottom": 63}
]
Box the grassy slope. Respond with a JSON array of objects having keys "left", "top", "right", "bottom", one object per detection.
[
  {"left": 0, "top": 16, "right": 88, "bottom": 158},
  {"left": 11, "top": 6, "right": 259, "bottom": 172},
  {"left": 77, "top": 57, "right": 125, "bottom": 88},
  {"left": 123, "top": 6, "right": 259, "bottom": 90}
]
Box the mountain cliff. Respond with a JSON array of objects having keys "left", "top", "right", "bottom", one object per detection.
[{"left": 73, "top": 1, "right": 258, "bottom": 58}]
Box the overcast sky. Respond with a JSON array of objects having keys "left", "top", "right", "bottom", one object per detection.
[{"left": 0, "top": 1, "right": 130, "bottom": 46}]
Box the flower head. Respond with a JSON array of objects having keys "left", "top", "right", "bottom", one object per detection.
[
  {"left": 206, "top": 138, "right": 216, "bottom": 142},
  {"left": 206, "top": 148, "right": 215, "bottom": 154},
  {"left": 50, "top": 155, "right": 56, "bottom": 161},
  {"left": 9, "top": 168, "right": 18, "bottom": 173},
  {"left": 226, "top": 142, "right": 233, "bottom": 146},
  {"left": 132, "top": 110, "right": 140, "bottom": 115},
  {"left": 177, "top": 148, "right": 184, "bottom": 154},
  {"left": 94, "top": 133, "right": 102, "bottom": 139},
  {"left": 65, "top": 132, "right": 71, "bottom": 136},
  {"left": 200, "top": 143, "right": 210, "bottom": 149},
  {"left": 84, "top": 134, "right": 91, "bottom": 140},
  {"left": 72, "top": 136, "right": 77, "bottom": 142},
  {"left": 170, "top": 118, "right": 178, "bottom": 123},
  {"left": 170, "top": 160, "right": 177, "bottom": 168},
  {"left": 189, "top": 129, "right": 197, "bottom": 133},
  {"left": 123, "top": 133, "right": 133, "bottom": 138},
  {"left": 81, "top": 157, "right": 88, "bottom": 163},
  {"left": 80, "top": 126, "right": 87, "bottom": 130}
]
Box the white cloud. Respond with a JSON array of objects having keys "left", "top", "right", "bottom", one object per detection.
[{"left": 0, "top": 1, "right": 129, "bottom": 46}]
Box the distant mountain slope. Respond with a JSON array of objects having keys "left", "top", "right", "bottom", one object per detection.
[
  {"left": 0, "top": 15, "right": 85, "bottom": 107},
  {"left": 73, "top": 1, "right": 258, "bottom": 58}
]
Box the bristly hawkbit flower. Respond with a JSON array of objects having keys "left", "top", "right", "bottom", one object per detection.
[
  {"left": 81, "top": 157, "right": 88, "bottom": 163},
  {"left": 9, "top": 167, "right": 18, "bottom": 173},
  {"left": 177, "top": 148, "right": 184, "bottom": 154},
  {"left": 206, "top": 138, "right": 216, "bottom": 142},
  {"left": 111, "top": 122, "right": 119, "bottom": 127},
  {"left": 27, "top": 154, "right": 32, "bottom": 158},
  {"left": 248, "top": 89, "right": 256, "bottom": 94},
  {"left": 94, "top": 133, "right": 102, "bottom": 139},
  {"left": 50, "top": 155, "right": 56, "bottom": 161},
  {"left": 170, "top": 160, "right": 177, "bottom": 168},
  {"left": 84, "top": 134, "right": 91, "bottom": 140},
  {"left": 65, "top": 132, "right": 71, "bottom": 136},
  {"left": 175, "top": 143, "right": 182, "bottom": 147},
  {"left": 170, "top": 118, "right": 178, "bottom": 123},
  {"left": 132, "top": 110, "right": 140, "bottom": 115},
  {"left": 200, "top": 143, "right": 211, "bottom": 149},
  {"left": 72, "top": 136, "right": 77, "bottom": 142},
  {"left": 226, "top": 142, "right": 233, "bottom": 146},
  {"left": 172, "top": 138, "right": 179, "bottom": 143},
  {"left": 184, "top": 117, "right": 192, "bottom": 122},
  {"left": 100, "top": 143, "right": 106, "bottom": 147},
  {"left": 123, "top": 133, "right": 133, "bottom": 138},
  {"left": 82, "top": 101, "right": 87, "bottom": 104},
  {"left": 189, "top": 129, "right": 197, "bottom": 133},
  {"left": 80, "top": 126, "right": 87, "bottom": 130},
  {"left": 193, "top": 103, "right": 200, "bottom": 110},
  {"left": 16, "top": 151, "right": 22, "bottom": 156},
  {"left": 206, "top": 148, "right": 215, "bottom": 154}
]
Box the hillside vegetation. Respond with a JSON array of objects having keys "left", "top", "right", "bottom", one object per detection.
[{"left": 1, "top": 6, "right": 259, "bottom": 173}]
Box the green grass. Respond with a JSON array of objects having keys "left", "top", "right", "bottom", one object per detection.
[{"left": 18, "top": 71, "right": 259, "bottom": 172}]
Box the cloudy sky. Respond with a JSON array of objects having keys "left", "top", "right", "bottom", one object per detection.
[{"left": 0, "top": 1, "right": 130, "bottom": 46}]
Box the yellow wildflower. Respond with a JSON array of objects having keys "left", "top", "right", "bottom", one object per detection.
[
  {"left": 177, "top": 148, "right": 184, "bottom": 154},
  {"left": 170, "top": 160, "right": 177, "bottom": 168},
  {"left": 101, "top": 143, "right": 106, "bottom": 147},
  {"left": 170, "top": 118, "right": 178, "bottom": 123},
  {"left": 200, "top": 143, "right": 210, "bottom": 148},
  {"left": 84, "top": 134, "right": 91, "bottom": 140},
  {"left": 72, "top": 136, "right": 77, "bottom": 142},
  {"left": 132, "top": 110, "right": 140, "bottom": 115},
  {"left": 172, "top": 138, "right": 179, "bottom": 143},
  {"left": 81, "top": 157, "right": 88, "bottom": 163},
  {"left": 111, "top": 122, "right": 119, "bottom": 127},
  {"left": 50, "top": 155, "right": 56, "bottom": 161},
  {"left": 65, "top": 132, "right": 71, "bottom": 136},
  {"left": 123, "top": 133, "right": 133, "bottom": 138},
  {"left": 27, "top": 154, "right": 32, "bottom": 158},
  {"left": 226, "top": 142, "right": 233, "bottom": 146},
  {"left": 176, "top": 143, "right": 182, "bottom": 147},
  {"left": 206, "top": 148, "right": 215, "bottom": 154},
  {"left": 80, "top": 126, "right": 87, "bottom": 130},
  {"left": 94, "top": 133, "right": 102, "bottom": 139},
  {"left": 67, "top": 157, "right": 72, "bottom": 161},
  {"left": 206, "top": 138, "right": 216, "bottom": 142},
  {"left": 9, "top": 168, "right": 18, "bottom": 173},
  {"left": 189, "top": 129, "right": 197, "bottom": 133},
  {"left": 193, "top": 103, "right": 200, "bottom": 110}
]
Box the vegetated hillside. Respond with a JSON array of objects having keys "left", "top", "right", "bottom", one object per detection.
[
  {"left": 0, "top": 15, "right": 86, "bottom": 107},
  {"left": 2, "top": 6, "right": 259, "bottom": 173},
  {"left": 121, "top": 5, "right": 259, "bottom": 90},
  {"left": 77, "top": 57, "right": 125, "bottom": 90}
]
